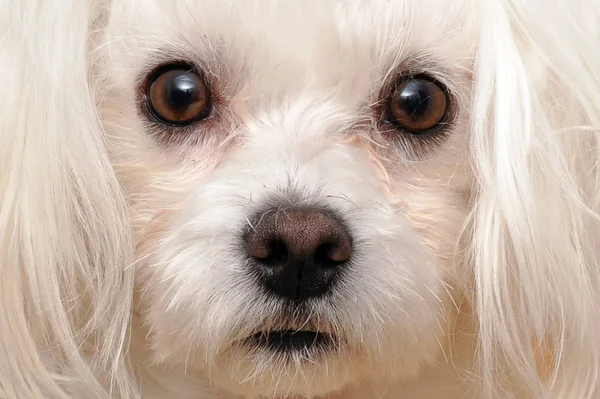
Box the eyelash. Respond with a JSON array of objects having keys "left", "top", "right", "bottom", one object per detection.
[
  {"left": 136, "top": 62, "right": 225, "bottom": 145},
  {"left": 373, "top": 73, "right": 456, "bottom": 156}
]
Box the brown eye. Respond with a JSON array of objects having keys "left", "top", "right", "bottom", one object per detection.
[
  {"left": 386, "top": 76, "right": 448, "bottom": 134},
  {"left": 146, "top": 65, "right": 211, "bottom": 125}
]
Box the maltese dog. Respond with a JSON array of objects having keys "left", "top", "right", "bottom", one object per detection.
[{"left": 2, "top": 0, "right": 600, "bottom": 398}]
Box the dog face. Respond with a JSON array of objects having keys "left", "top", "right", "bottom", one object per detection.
[{"left": 99, "top": 0, "right": 476, "bottom": 396}]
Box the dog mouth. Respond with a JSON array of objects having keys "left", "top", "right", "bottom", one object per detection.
[{"left": 247, "top": 330, "right": 333, "bottom": 353}]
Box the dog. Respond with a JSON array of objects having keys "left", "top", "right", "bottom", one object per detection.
[{"left": 2, "top": 0, "right": 600, "bottom": 398}]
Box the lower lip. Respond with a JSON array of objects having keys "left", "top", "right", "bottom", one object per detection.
[{"left": 247, "top": 330, "right": 333, "bottom": 352}]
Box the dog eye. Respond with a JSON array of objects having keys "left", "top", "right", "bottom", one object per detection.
[
  {"left": 146, "top": 65, "right": 211, "bottom": 125},
  {"left": 385, "top": 76, "right": 448, "bottom": 134}
]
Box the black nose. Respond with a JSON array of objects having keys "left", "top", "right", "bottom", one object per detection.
[{"left": 245, "top": 208, "right": 353, "bottom": 300}]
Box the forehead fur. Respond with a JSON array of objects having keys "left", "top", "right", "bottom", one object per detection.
[{"left": 104, "top": 0, "right": 476, "bottom": 102}]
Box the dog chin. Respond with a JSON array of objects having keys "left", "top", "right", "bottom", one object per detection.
[
  {"left": 149, "top": 310, "right": 442, "bottom": 398},
  {"left": 212, "top": 331, "right": 354, "bottom": 397},
  {"left": 211, "top": 324, "right": 439, "bottom": 398}
]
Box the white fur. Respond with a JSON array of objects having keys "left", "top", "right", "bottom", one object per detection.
[{"left": 1, "top": 0, "right": 599, "bottom": 398}]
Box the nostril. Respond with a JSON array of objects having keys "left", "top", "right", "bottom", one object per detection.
[
  {"left": 252, "top": 239, "right": 289, "bottom": 265},
  {"left": 313, "top": 242, "right": 351, "bottom": 267}
]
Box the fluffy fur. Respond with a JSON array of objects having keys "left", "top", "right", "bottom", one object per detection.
[{"left": 1, "top": 0, "right": 600, "bottom": 398}]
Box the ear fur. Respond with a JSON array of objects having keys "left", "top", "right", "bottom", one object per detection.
[
  {"left": 470, "top": 0, "right": 600, "bottom": 397},
  {"left": 0, "top": 1, "right": 136, "bottom": 397}
]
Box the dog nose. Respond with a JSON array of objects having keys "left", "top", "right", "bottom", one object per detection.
[{"left": 245, "top": 208, "right": 353, "bottom": 300}]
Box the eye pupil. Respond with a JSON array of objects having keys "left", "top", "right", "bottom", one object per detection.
[
  {"left": 386, "top": 77, "right": 448, "bottom": 134},
  {"left": 398, "top": 81, "right": 432, "bottom": 117},
  {"left": 167, "top": 74, "right": 200, "bottom": 110},
  {"left": 147, "top": 66, "right": 211, "bottom": 125}
]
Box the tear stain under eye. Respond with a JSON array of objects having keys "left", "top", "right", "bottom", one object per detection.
[
  {"left": 217, "top": 86, "right": 252, "bottom": 151},
  {"left": 230, "top": 85, "right": 252, "bottom": 122},
  {"left": 343, "top": 134, "right": 396, "bottom": 201}
]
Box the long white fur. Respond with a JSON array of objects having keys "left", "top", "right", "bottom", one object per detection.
[
  {"left": 471, "top": 0, "right": 600, "bottom": 396},
  {"left": 0, "top": 1, "right": 136, "bottom": 398},
  {"left": 1, "top": 0, "right": 599, "bottom": 398}
]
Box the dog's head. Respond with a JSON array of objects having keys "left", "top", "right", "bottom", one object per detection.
[
  {"left": 100, "top": 1, "right": 474, "bottom": 396},
  {"left": 2, "top": 0, "right": 600, "bottom": 398}
]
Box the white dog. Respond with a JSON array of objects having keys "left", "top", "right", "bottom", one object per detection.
[{"left": 2, "top": 0, "right": 600, "bottom": 398}]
